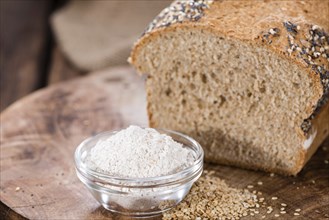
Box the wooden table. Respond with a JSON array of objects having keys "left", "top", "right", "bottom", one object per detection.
[
  {"left": 1, "top": 66, "right": 328, "bottom": 220},
  {"left": 0, "top": 1, "right": 329, "bottom": 219},
  {"left": 0, "top": 0, "right": 84, "bottom": 112},
  {"left": 1, "top": 1, "right": 83, "bottom": 218}
]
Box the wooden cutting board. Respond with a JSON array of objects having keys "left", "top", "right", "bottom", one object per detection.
[{"left": 1, "top": 66, "right": 328, "bottom": 220}]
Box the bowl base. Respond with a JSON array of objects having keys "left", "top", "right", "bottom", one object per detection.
[{"left": 102, "top": 203, "right": 170, "bottom": 218}]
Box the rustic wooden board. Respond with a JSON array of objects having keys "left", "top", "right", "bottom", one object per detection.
[{"left": 1, "top": 66, "right": 328, "bottom": 219}]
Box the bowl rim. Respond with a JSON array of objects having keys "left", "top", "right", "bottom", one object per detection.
[{"left": 74, "top": 127, "right": 204, "bottom": 185}]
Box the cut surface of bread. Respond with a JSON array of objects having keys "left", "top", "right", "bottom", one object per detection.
[{"left": 130, "top": 0, "right": 329, "bottom": 175}]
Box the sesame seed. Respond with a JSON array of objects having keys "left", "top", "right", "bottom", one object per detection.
[
  {"left": 312, "top": 25, "right": 319, "bottom": 30},
  {"left": 325, "top": 160, "right": 329, "bottom": 164},
  {"left": 295, "top": 208, "right": 301, "bottom": 212},
  {"left": 294, "top": 213, "right": 300, "bottom": 216},
  {"left": 143, "top": 0, "right": 214, "bottom": 35},
  {"left": 163, "top": 169, "right": 260, "bottom": 219},
  {"left": 281, "top": 203, "right": 287, "bottom": 207},
  {"left": 257, "top": 181, "right": 263, "bottom": 185},
  {"left": 15, "top": 187, "right": 20, "bottom": 192},
  {"left": 283, "top": 21, "right": 298, "bottom": 34},
  {"left": 270, "top": 173, "right": 275, "bottom": 177},
  {"left": 314, "top": 52, "right": 321, "bottom": 57},
  {"left": 275, "top": 214, "right": 280, "bottom": 217},
  {"left": 247, "top": 185, "right": 254, "bottom": 189},
  {"left": 272, "top": 197, "right": 278, "bottom": 200},
  {"left": 281, "top": 207, "right": 285, "bottom": 211}
]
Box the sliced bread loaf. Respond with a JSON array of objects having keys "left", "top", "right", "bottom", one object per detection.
[{"left": 129, "top": 0, "right": 329, "bottom": 175}]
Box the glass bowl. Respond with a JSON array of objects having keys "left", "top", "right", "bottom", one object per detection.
[{"left": 74, "top": 128, "right": 204, "bottom": 217}]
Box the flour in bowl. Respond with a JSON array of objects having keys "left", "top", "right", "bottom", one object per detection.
[{"left": 85, "top": 125, "right": 195, "bottom": 178}]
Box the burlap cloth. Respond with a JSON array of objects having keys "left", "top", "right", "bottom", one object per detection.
[{"left": 51, "top": 1, "right": 169, "bottom": 71}]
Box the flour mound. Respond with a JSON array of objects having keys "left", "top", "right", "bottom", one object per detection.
[{"left": 85, "top": 125, "right": 195, "bottom": 178}]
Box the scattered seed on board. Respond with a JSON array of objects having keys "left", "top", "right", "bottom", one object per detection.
[
  {"left": 162, "top": 170, "right": 260, "bottom": 219},
  {"left": 15, "top": 187, "right": 20, "bottom": 192}
]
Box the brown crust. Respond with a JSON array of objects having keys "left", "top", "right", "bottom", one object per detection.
[{"left": 130, "top": 0, "right": 329, "bottom": 175}]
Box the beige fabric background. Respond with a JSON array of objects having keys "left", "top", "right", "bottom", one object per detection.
[{"left": 51, "top": 1, "right": 170, "bottom": 71}]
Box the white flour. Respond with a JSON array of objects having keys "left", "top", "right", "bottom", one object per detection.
[{"left": 85, "top": 125, "right": 195, "bottom": 178}]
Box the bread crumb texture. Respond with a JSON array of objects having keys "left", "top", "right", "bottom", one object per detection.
[{"left": 261, "top": 21, "right": 329, "bottom": 134}]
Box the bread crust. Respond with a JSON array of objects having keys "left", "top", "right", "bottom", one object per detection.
[{"left": 130, "top": 0, "right": 329, "bottom": 175}]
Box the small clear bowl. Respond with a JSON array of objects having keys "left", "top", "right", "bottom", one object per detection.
[{"left": 74, "top": 128, "right": 204, "bottom": 217}]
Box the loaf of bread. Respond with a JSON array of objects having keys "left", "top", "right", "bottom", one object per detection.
[{"left": 129, "top": 0, "right": 329, "bottom": 175}]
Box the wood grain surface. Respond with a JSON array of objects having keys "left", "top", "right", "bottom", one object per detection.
[{"left": 1, "top": 66, "right": 329, "bottom": 220}]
